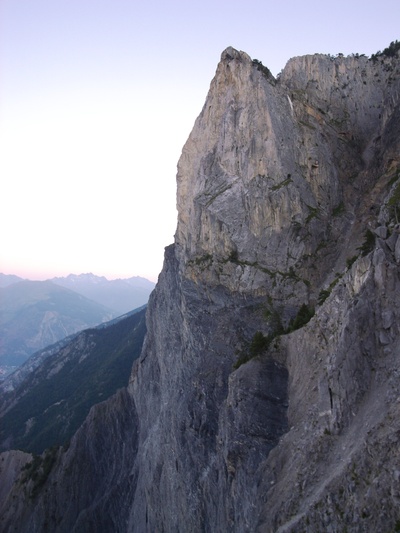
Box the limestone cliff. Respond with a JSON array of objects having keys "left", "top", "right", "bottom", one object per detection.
[{"left": 1, "top": 43, "right": 400, "bottom": 532}]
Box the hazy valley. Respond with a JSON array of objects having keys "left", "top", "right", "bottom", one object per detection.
[{"left": 0, "top": 273, "right": 154, "bottom": 377}]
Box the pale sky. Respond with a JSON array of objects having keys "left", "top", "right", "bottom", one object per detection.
[{"left": 1, "top": 0, "right": 398, "bottom": 282}]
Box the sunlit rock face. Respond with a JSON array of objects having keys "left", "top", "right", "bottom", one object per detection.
[
  {"left": 175, "top": 47, "right": 400, "bottom": 313},
  {"left": 1, "top": 45, "right": 400, "bottom": 532},
  {"left": 176, "top": 48, "right": 312, "bottom": 299}
]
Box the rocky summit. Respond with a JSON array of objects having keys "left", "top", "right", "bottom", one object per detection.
[{"left": 1, "top": 42, "right": 400, "bottom": 532}]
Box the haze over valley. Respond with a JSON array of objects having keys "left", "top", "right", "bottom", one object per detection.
[{"left": 0, "top": 272, "right": 154, "bottom": 378}]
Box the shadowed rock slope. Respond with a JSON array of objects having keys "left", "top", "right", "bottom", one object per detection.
[{"left": 1, "top": 43, "right": 400, "bottom": 532}]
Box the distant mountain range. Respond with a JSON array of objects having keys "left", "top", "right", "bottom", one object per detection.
[
  {"left": 51, "top": 273, "right": 155, "bottom": 314},
  {"left": 0, "top": 280, "right": 114, "bottom": 372},
  {"left": 0, "top": 273, "right": 155, "bottom": 315},
  {"left": 0, "top": 307, "right": 147, "bottom": 454},
  {"left": 0, "top": 273, "right": 154, "bottom": 376},
  {"left": 0, "top": 274, "right": 22, "bottom": 287}
]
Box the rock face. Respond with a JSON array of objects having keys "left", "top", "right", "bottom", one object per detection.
[{"left": 1, "top": 44, "right": 400, "bottom": 532}]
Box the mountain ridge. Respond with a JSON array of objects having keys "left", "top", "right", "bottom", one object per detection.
[
  {"left": 0, "top": 272, "right": 155, "bottom": 313},
  {"left": 0, "top": 274, "right": 154, "bottom": 376},
  {"left": 0, "top": 280, "right": 114, "bottom": 374},
  {"left": 0, "top": 307, "right": 147, "bottom": 454},
  {"left": 51, "top": 273, "right": 154, "bottom": 314}
]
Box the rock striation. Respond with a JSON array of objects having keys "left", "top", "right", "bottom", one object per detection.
[{"left": 1, "top": 43, "right": 400, "bottom": 532}]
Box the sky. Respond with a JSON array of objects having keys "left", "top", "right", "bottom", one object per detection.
[{"left": 0, "top": 1, "right": 399, "bottom": 282}]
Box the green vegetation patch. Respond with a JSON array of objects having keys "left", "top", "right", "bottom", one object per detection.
[
  {"left": 387, "top": 175, "right": 400, "bottom": 222},
  {"left": 287, "top": 304, "right": 315, "bottom": 332},
  {"left": 21, "top": 446, "right": 58, "bottom": 499},
  {"left": 358, "top": 229, "right": 376, "bottom": 257},
  {"left": 388, "top": 181, "right": 400, "bottom": 207},
  {"left": 271, "top": 177, "right": 293, "bottom": 191},
  {"left": 346, "top": 255, "right": 358, "bottom": 269},
  {"left": 370, "top": 40, "right": 400, "bottom": 61},
  {"left": 318, "top": 274, "right": 343, "bottom": 306},
  {"left": 234, "top": 331, "right": 273, "bottom": 370},
  {"left": 332, "top": 202, "right": 345, "bottom": 217},
  {"left": 189, "top": 253, "right": 213, "bottom": 267},
  {"left": 252, "top": 59, "right": 275, "bottom": 83},
  {"left": 305, "top": 205, "right": 320, "bottom": 223},
  {"left": 233, "top": 303, "right": 314, "bottom": 369}
]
